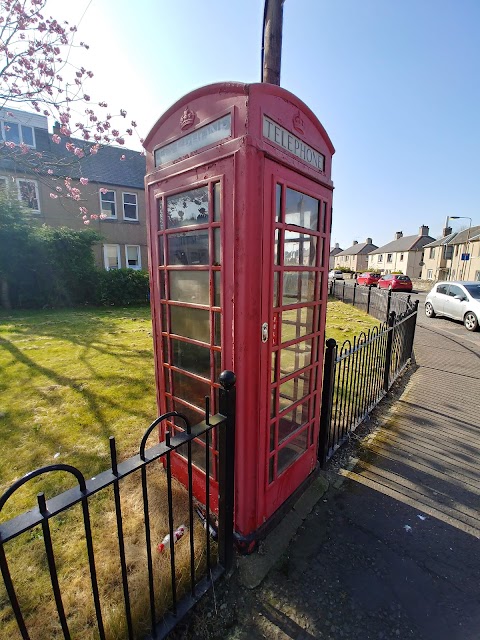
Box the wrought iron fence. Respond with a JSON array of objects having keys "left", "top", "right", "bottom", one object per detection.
[
  {"left": 319, "top": 305, "right": 418, "bottom": 466},
  {"left": 0, "top": 372, "right": 236, "bottom": 640},
  {"left": 330, "top": 279, "right": 415, "bottom": 322}
]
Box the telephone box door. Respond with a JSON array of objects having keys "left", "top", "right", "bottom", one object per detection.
[{"left": 259, "top": 159, "right": 331, "bottom": 520}]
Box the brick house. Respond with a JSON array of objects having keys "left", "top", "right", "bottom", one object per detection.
[
  {"left": 333, "top": 238, "right": 378, "bottom": 273},
  {"left": 0, "top": 107, "right": 147, "bottom": 271},
  {"left": 367, "top": 226, "right": 435, "bottom": 278}
]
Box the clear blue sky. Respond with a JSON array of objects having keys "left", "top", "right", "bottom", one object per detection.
[{"left": 48, "top": 0, "right": 480, "bottom": 248}]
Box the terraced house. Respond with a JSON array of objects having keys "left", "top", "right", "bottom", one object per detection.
[
  {"left": 421, "top": 225, "right": 480, "bottom": 281},
  {"left": 333, "top": 238, "right": 377, "bottom": 273},
  {"left": 0, "top": 107, "right": 147, "bottom": 271},
  {"left": 367, "top": 226, "right": 435, "bottom": 278}
]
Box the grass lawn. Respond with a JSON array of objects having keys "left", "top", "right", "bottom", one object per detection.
[{"left": 0, "top": 301, "right": 378, "bottom": 639}]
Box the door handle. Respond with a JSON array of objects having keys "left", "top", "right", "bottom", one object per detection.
[{"left": 261, "top": 322, "right": 268, "bottom": 343}]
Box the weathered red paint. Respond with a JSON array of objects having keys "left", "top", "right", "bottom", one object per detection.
[{"left": 144, "top": 82, "right": 334, "bottom": 538}]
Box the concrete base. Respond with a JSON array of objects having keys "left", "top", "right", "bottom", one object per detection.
[{"left": 237, "top": 474, "right": 329, "bottom": 589}]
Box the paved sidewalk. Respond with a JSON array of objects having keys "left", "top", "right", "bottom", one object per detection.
[{"left": 219, "top": 320, "right": 480, "bottom": 639}]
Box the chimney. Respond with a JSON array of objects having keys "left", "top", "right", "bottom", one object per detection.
[
  {"left": 395, "top": 231, "right": 403, "bottom": 240},
  {"left": 352, "top": 240, "right": 358, "bottom": 245},
  {"left": 53, "top": 121, "right": 61, "bottom": 135},
  {"left": 443, "top": 226, "right": 452, "bottom": 237},
  {"left": 334, "top": 242, "right": 339, "bottom": 249},
  {"left": 366, "top": 237, "right": 372, "bottom": 245},
  {"left": 419, "top": 225, "right": 429, "bottom": 236}
]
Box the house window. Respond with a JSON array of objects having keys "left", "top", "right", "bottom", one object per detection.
[
  {"left": 100, "top": 190, "right": 117, "bottom": 219},
  {"left": 1, "top": 121, "right": 35, "bottom": 147},
  {"left": 387, "top": 253, "right": 393, "bottom": 263},
  {"left": 377, "top": 254, "right": 383, "bottom": 263},
  {"left": 17, "top": 179, "right": 40, "bottom": 212},
  {"left": 125, "top": 245, "right": 141, "bottom": 270},
  {"left": 0, "top": 176, "right": 8, "bottom": 191},
  {"left": 400, "top": 253, "right": 404, "bottom": 261},
  {"left": 445, "top": 245, "right": 453, "bottom": 260},
  {"left": 103, "top": 244, "right": 121, "bottom": 270},
  {"left": 429, "top": 247, "right": 435, "bottom": 259},
  {"left": 122, "top": 192, "right": 138, "bottom": 221},
  {"left": 427, "top": 269, "right": 433, "bottom": 280}
]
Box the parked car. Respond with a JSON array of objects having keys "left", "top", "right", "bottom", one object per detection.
[
  {"left": 357, "top": 272, "right": 381, "bottom": 287},
  {"left": 377, "top": 274, "right": 412, "bottom": 292},
  {"left": 425, "top": 281, "right": 480, "bottom": 331},
  {"left": 328, "top": 270, "right": 344, "bottom": 280}
]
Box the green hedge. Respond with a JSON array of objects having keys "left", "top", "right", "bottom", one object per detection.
[{"left": 97, "top": 269, "right": 150, "bottom": 306}]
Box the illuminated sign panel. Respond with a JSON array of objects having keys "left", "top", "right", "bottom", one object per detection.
[
  {"left": 154, "top": 114, "right": 232, "bottom": 167},
  {"left": 263, "top": 116, "right": 325, "bottom": 173}
]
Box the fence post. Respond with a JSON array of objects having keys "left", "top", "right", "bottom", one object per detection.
[
  {"left": 353, "top": 282, "right": 357, "bottom": 307},
  {"left": 386, "top": 288, "right": 392, "bottom": 321},
  {"left": 217, "top": 370, "right": 236, "bottom": 574},
  {"left": 342, "top": 280, "right": 346, "bottom": 302},
  {"left": 383, "top": 312, "right": 396, "bottom": 392},
  {"left": 318, "top": 338, "right": 337, "bottom": 468},
  {"left": 409, "top": 300, "right": 419, "bottom": 358},
  {"left": 367, "top": 285, "right": 372, "bottom": 314}
]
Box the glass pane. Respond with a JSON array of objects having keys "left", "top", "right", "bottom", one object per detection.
[
  {"left": 269, "top": 456, "right": 275, "bottom": 483},
  {"left": 172, "top": 370, "right": 211, "bottom": 410},
  {"left": 173, "top": 400, "right": 204, "bottom": 429},
  {"left": 278, "top": 401, "right": 310, "bottom": 443},
  {"left": 170, "top": 306, "right": 210, "bottom": 343},
  {"left": 280, "top": 339, "right": 313, "bottom": 377},
  {"left": 158, "top": 236, "right": 164, "bottom": 265},
  {"left": 275, "top": 184, "right": 282, "bottom": 222},
  {"left": 213, "top": 182, "right": 221, "bottom": 222},
  {"left": 172, "top": 339, "right": 211, "bottom": 378},
  {"left": 271, "top": 352, "right": 277, "bottom": 383},
  {"left": 273, "top": 229, "right": 281, "bottom": 266},
  {"left": 163, "top": 367, "right": 170, "bottom": 394},
  {"left": 273, "top": 272, "right": 279, "bottom": 308},
  {"left": 214, "top": 228, "right": 221, "bottom": 266},
  {"left": 158, "top": 199, "right": 164, "bottom": 230},
  {"left": 159, "top": 271, "right": 165, "bottom": 299},
  {"left": 317, "top": 237, "right": 324, "bottom": 267},
  {"left": 214, "top": 312, "right": 221, "bottom": 346},
  {"left": 166, "top": 186, "right": 209, "bottom": 228},
  {"left": 214, "top": 271, "right": 221, "bottom": 308},
  {"left": 285, "top": 188, "right": 319, "bottom": 231},
  {"left": 284, "top": 232, "right": 317, "bottom": 266},
  {"left": 321, "top": 201, "right": 327, "bottom": 234},
  {"left": 270, "top": 423, "right": 276, "bottom": 451},
  {"left": 281, "top": 307, "right": 315, "bottom": 342},
  {"left": 169, "top": 271, "right": 209, "bottom": 305},
  {"left": 161, "top": 303, "right": 168, "bottom": 332},
  {"left": 279, "top": 372, "right": 311, "bottom": 413},
  {"left": 124, "top": 193, "right": 136, "bottom": 204},
  {"left": 270, "top": 389, "right": 276, "bottom": 419},
  {"left": 167, "top": 230, "right": 209, "bottom": 265},
  {"left": 177, "top": 438, "right": 214, "bottom": 475},
  {"left": 213, "top": 350, "right": 222, "bottom": 381},
  {"left": 277, "top": 428, "right": 308, "bottom": 474},
  {"left": 162, "top": 335, "right": 169, "bottom": 362},
  {"left": 21, "top": 125, "right": 34, "bottom": 146},
  {"left": 5, "top": 122, "right": 20, "bottom": 144},
  {"left": 282, "top": 272, "right": 316, "bottom": 305}
]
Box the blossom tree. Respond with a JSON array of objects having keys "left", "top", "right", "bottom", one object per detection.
[{"left": 0, "top": 0, "right": 142, "bottom": 222}]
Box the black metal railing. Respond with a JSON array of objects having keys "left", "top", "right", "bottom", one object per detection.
[
  {"left": 330, "top": 279, "right": 415, "bottom": 322},
  {"left": 319, "top": 305, "right": 418, "bottom": 466},
  {"left": 0, "top": 372, "right": 236, "bottom": 640}
]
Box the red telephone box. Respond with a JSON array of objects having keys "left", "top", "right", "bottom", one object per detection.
[{"left": 144, "top": 82, "right": 334, "bottom": 540}]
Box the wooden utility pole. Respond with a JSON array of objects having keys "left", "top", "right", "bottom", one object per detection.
[{"left": 262, "top": 0, "right": 285, "bottom": 85}]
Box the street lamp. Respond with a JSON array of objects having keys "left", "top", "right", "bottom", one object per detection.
[{"left": 447, "top": 216, "right": 472, "bottom": 280}]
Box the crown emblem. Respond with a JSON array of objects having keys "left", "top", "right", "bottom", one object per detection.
[
  {"left": 292, "top": 111, "right": 305, "bottom": 134},
  {"left": 180, "top": 107, "right": 195, "bottom": 130}
]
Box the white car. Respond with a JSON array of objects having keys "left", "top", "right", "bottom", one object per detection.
[
  {"left": 328, "top": 270, "right": 344, "bottom": 281},
  {"left": 425, "top": 281, "right": 480, "bottom": 331}
]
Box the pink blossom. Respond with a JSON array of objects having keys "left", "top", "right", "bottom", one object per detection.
[
  {"left": 80, "top": 177, "right": 88, "bottom": 185},
  {"left": 90, "top": 145, "right": 99, "bottom": 155},
  {"left": 47, "top": 169, "right": 54, "bottom": 174},
  {"left": 56, "top": 186, "right": 62, "bottom": 192},
  {"left": 83, "top": 219, "right": 90, "bottom": 225},
  {"left": 79, "top": 207, "right": 88, "bottom": 215},
  {"left": 99, "top": 213, "right": 107, "bottom": 220},
  {"left": 6, "top": 111, "right": 13, "bottom": 117},
  {"left": 52, "top": 134, "right": 61, "bottom": 144},
  {"left": 90, "top": 214, "right": 98, "bottom": 220},
  {"left": 116, "top": 137, "right": 125, "bottom": 145},
  {"left": 120, "top": 109, "right": 127, "bottom": 117},
  {"left": 5, "top": 141, "right": 16, "bottom": 149},
  {"left": 49, "top": 193, "right": 58, "bottom": 199},
  {"left": 100, "top": 188, "right": 108, "bottom": 194},
  {"left": 74, "top": 147, "right": 84, "bottom": 158},
  {"left": 66, "top": 142, "right": 74, "bottom": 152},
  {"left": 120, "top": 154, "right": 126, "bottom": 161}
]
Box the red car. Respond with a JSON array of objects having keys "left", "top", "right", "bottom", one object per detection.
[
  {"left": 357, "top": 272, "right": 381, "bottom": 286},
  {"left": 377, "top": 274, "right": 412, "bottom": 292}
]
